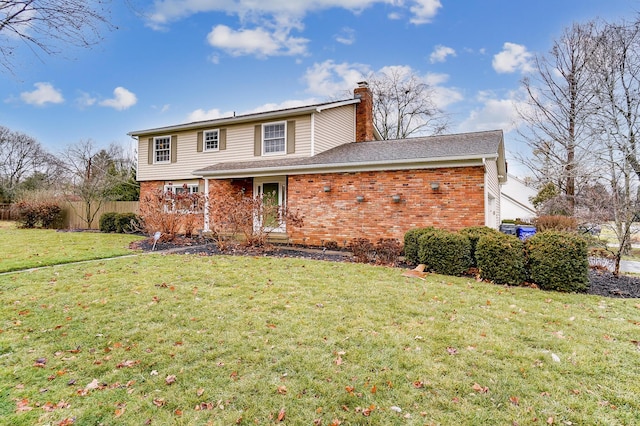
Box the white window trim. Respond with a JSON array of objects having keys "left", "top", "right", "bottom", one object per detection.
[
  {"left": 253, "top": 176, "right": 287, "bottom": 232},
  {"left": 262, "top": 121, "right": 287, "bottom": 156},
  {"left": 154, "top": 135, "right": 171, "bottom": 164},
  {"left": 163, "top": 183, "right": 200, "bottom": 213},
  {"left": 203, "top": 129, "right": 219, "bottom": 152}
]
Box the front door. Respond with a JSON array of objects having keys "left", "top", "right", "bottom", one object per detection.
[{"left": 254, "top": 177, "right": 286, "bottom": 232}]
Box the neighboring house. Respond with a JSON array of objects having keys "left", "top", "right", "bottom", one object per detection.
[
  {"left": 500, "top": 174, "right": 537, "bottom": 222},
  {"left": 129, "top": 82, "right": 507, "bottom": 247}
]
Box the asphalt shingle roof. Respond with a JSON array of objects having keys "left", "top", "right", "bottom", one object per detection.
[{"left": 193, "top": 130, "right": 504, "bottom": 177}]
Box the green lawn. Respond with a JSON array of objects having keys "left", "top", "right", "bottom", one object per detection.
[
  {"left": 0, "top": 233, "right": 639, "bottom": 425},
  {"left": 0, "top": 221, "right": 145, "bottom": 273}
]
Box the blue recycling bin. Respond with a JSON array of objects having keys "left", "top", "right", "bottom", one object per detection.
[
  {"left": 499, "top": 223, "right": 517, "bottom": 236},
  {"left": 516, "top": 225, "right": 536, "bottom": 241}
]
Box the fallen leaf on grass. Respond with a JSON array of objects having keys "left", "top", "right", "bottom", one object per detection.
[
  {"left": 472, "top": 383, "right": 489, "bottom": 393},
  {"left": 116, "top": 360, "right": 139, "bottom": 368},
  {"left": 277, "top": 408, "right": 286, "bottom": 421},
  {"left": 152, "top": 398, "right": 166, "bottom": 407},
  {"left": 15, "top": 398, "right": 33, "bottom": 412},
  {"left": 509, "top": 396, "right": 519, "bottom": 406},
  {"left": 34, "top": 358, "right": 47, "bottom": 367},
  {"left": 446, "top": 347, "right": 458, "bottom": 355},
  {"left": 165, "top": 375, "right": 176, "bottom": 385},
  {"left": 277, "top": 385, "right": 287, "bottom": 395},
  {"left": 85, "top": 379, "right": 100, "bottom": 391},
  {"left": 197, "top": 388, "right": 205, "bottom": 397}
]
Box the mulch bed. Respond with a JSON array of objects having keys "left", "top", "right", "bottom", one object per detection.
[{"left": 130, "top": 237, "right": 640, "bottom": 299}]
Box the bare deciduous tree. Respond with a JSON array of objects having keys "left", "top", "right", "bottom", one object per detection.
[
  {"left": 369, "top": 67, "right": 449, "bottom": 140},
  {"left": 60, "top": 140, "right": 127, "bottom": 228},
  {"left": 517, "top": 22, "right": 599, "bottom": 213},
  {"left": 0, "top": 125, "right": 54, "bottom": 201},
  {"left": 0, "top": 0, "right": 113, "bottom": 72}
]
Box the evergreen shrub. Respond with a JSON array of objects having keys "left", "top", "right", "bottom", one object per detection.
[
  {"left": 418, "top": 229, "right": 471, "bottom": 276},
  {"left": 476, "top": 233, "right": 526, "bottom": 285},
  {"left": 525, "top": 231, "right": 589, "bottom": 293}
]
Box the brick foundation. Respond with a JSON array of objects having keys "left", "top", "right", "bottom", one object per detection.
[{"left": 286, "top": 167, "right": 486, "bottom": 247}]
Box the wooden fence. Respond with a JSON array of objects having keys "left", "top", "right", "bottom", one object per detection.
[
  {"left": 0, "top": 203, "right": 15, "bottom": 221},
  {"left": 62, "top": 201, "right": 139, "bottom": 229}
]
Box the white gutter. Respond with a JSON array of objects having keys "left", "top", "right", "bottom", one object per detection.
[{"left": 193, "top": 154, "right": 496, "bottom": 179}]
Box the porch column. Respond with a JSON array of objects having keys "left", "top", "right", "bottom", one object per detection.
[{"left": 203, "top": 178, "right": 210, "bottom": 232}]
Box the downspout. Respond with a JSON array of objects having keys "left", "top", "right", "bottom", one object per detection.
[
  {"left": 482, "top": 158, "right": 488, "bottom": 227},
  {"left": 203, "top": 178, "right": 210, "bottom": 232}
]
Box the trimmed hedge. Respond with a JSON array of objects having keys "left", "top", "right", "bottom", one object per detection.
[
  {"left": 99, "top": 212, "right": 118, "bottom": 233},
  {"left": 476, "top": 233, "right": 526, "bottom": 285},
  {"left": 418, "top": 229, "right": 471, "bottom": 276},
  {"left": 459, "top": 226, "right": 501, "bottom": 266},
  {"left": 100, "top": 212, "right": 141, "bottom": 234},
  {"left": 403, "top": 227, "right": 435, "bottom": 265},
  {"left": 115, "top": 212, "right": 140, "bottom": 233},
  {"left": 525, "top": 231, "right": 589, "bottom": 293}
]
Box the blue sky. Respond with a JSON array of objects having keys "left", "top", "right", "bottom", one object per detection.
[{"left": 1, "top": 0, "right": 638, "bottom": 176}]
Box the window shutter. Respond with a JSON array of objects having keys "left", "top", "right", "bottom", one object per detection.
[
  {"left": 287, "top": 120, "right": 295, "bottom": 154},
  {"left": 197, "top": 131, "right": 203, "bottom": 152},
  {"left": 219, "top": 128, "right": 226, "bottom": 150},
  {"left": 254, "top": 125, "right": 262, "bottom": 156},
  {"left": 148, "top": 138, "right": 153, "bottom": 164},
  {"left": 170, "top": 135, "right": 177, "bottom": 163}
]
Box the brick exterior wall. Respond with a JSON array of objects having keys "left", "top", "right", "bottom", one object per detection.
[{"left": 286, "top": 167, "right": 486, "bottom": 247}]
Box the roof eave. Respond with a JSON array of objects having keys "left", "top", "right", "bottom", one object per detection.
[
  {"left": 129, "top": 99, "right": 360, "bottom": 137},
  {"left": 193, "top": 154, "right": 494, "bottom": 179}
]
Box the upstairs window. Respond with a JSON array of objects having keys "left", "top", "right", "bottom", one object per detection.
[
  {"left": 204, "top": 129, "right": 219, "bottom": 151},
  {"left": 263, "top": 122, "right": 286, "bottom": 155},
  {"left": 154, "top": 136, "right": 171, "bottom": 163}
]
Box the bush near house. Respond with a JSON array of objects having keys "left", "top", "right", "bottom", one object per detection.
[
  {"left": 525, "top": 231, "right": 589, "bottom": 293},
  {"left": 476, "top": 233, "right": 526, "bottom": 286},
  {"left": 459, "top": 226, "right": 501, "bottom": 266},
  {"left": 403, "top": 227, "right": 435, "bottom": 265},
  {"left": 418, "top": 229, "right": 472, "bottom": 276},
  {"left": 99, "top": 212, "right": 142, "bottom": 234},
  {"left": 99, "top": 212, "right": 118, "bottom": 233},
  {"left": 533, "top": 215, "right": 578, "bottom": 232}
]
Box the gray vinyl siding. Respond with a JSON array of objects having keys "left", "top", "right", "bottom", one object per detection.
[
  {"left": 137, "top": 115, "right": 312, "bottom": 181},
  {"left": 314, "top": 105, "right": 356, "bottom": 154}
]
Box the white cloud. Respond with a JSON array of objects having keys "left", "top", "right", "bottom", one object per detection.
[
  {"left": 76, "top": 92, "right": 97, "bottom": 108},
  {"left": 425, "top": 73, "right": 463, "bottom": 108},
  {"left": 457, "top": 91, "right": 526, "bottom": 133},
  {"left": 145, "top": 1, "right": 443, "bottom": 43},
  {"left": 429, "top": 45, "right": 456, "bottom": 63},
  {"left": 99, "top": 87, "right": 137, "bottom": 110},
  {"left": 20, "top": 82, "right": 64, "bottom": 106},
  {"left": 303, "top": 60, "right": 371, "bottom": 97},
  {"left": 207, "top": 24, "right": 308, "bottom": 57},
  {"left": 187, "top": 108, "right": 234, "bottom": 122},
  {"left": 492, "top": 42, "right": 533, "bottom": 74},
  {"left": 335, "top": 27, "right": 356, "bottom": 45},
  {"left": 302, "top": 61, "right": 462, "bottom": 111},
  {"left": 409, "top": 0, "right": 442, "bottom": 24}
]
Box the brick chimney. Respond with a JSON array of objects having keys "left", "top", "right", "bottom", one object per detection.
[{"left": 354, "top": 81, "right": 374, "bottom": 142}]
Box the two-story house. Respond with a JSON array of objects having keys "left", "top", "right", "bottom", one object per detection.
[{"left": 129, "top": 82, "right": 507, "bottom": 247}]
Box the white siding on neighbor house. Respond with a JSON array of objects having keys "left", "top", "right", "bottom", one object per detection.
[
  {"left": 484, "top": 158, "right": 501, "bottom": 228},
  {"left": 314, "top": 105, "right": 356, "bottom": 154},
  {"left": 501, "top": 174, "right": 536, "bottom": 221},
  {"left": 137, "top": 115, "right": 313, "bottom": 181}
]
